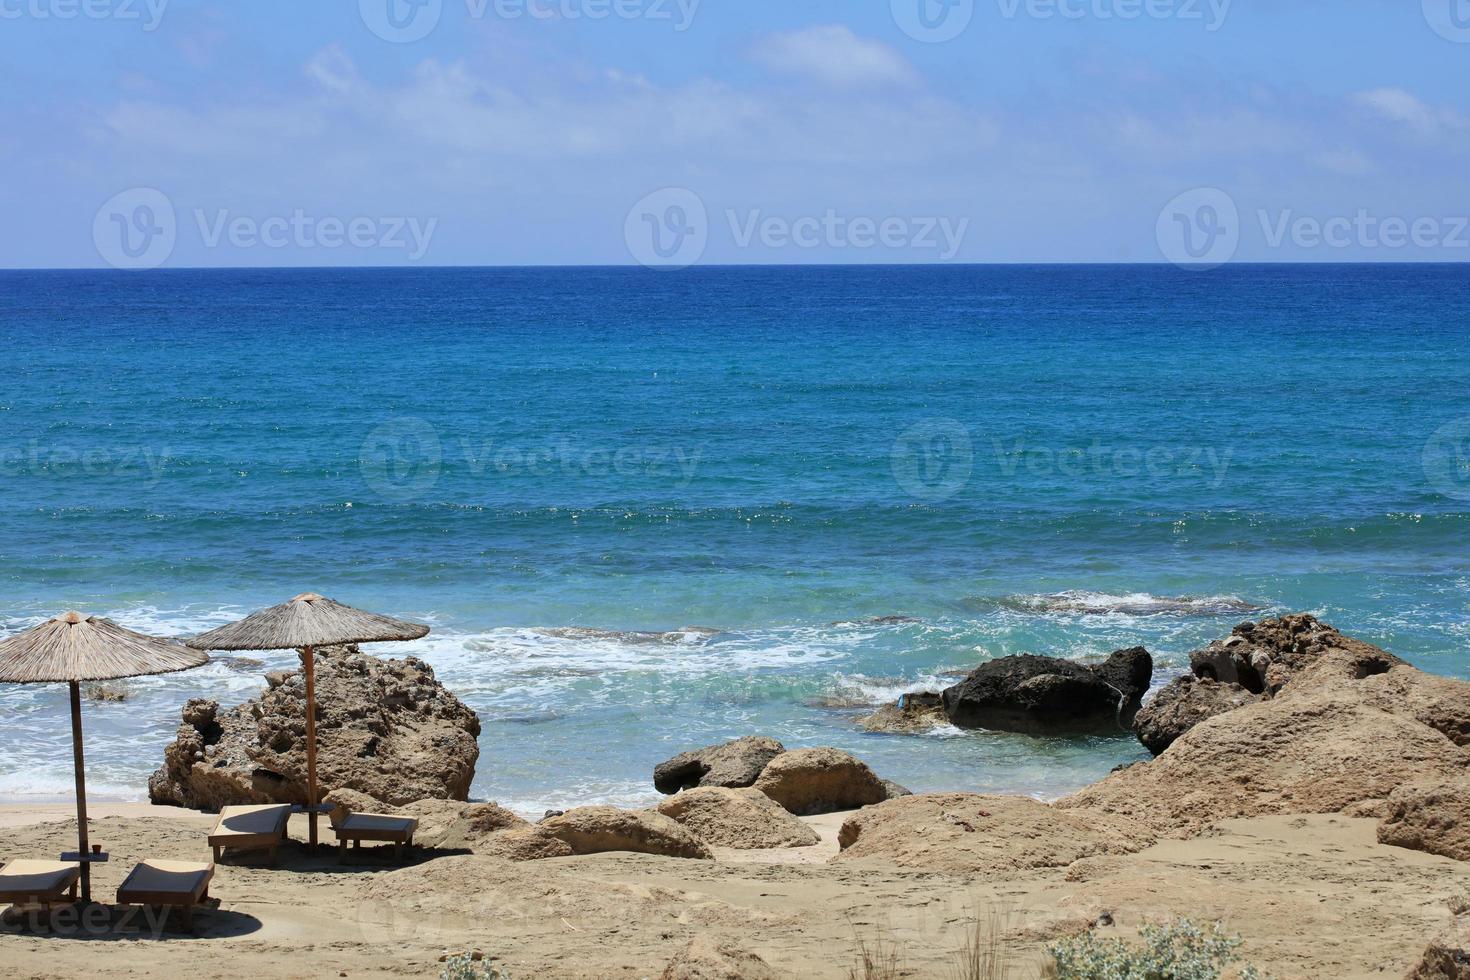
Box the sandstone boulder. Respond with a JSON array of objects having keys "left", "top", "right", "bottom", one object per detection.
[
  {"left": 858, "top": 692, "right": 947, "bottom": 734},
  {"left": 1139, "top": 614, "right": 1470, "bottom": 753},
  {"left": 655, "top": 787, "right": 819, "bottom": 849},
  {"left": 539, "top": 806, "right": 713, "bottom": 859},
  {"left": 474, "top": 827, "right": 575, "bottom": 862},
  {"left": 833, "top": 793, "right": 1150, "bottom": 872},
  {"left": 1133, "top": 676, "right": 1263, "bottom": 756},
  {"left": 1379, "top": 778, "right": 1470, "bottom": 863},
  {"left": 1060, "top": 691, "right": 1470, "bottom": 836},
  {"left": 660, "top": 936, "right": 778, "bottom": 980},
  {"left": 752, "top": 747, "right": 888, "bottom": 816},
  {"left": 149, "top": 646, "right": 481, "bottom": 811},
  {"left": 654, "top": 737, "right": 785, "bottom": 795},
  {"left": 1407, "top": 917, "right": 1470, "bottom": 980},
  {"left": 941, "top": 648, "right": 1153, "bottom": 735}
]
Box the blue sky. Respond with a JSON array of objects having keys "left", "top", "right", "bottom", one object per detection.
[{"left": 4, "top": 0, "right": 1470, "bottom": 266}]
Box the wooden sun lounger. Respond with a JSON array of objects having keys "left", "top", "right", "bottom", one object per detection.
[
  {"left": 208, "top": 803, "right": 292, "bottom": 863},
  {"left": 116, "top": 860, "right": 214, "bottom": 930},
  {"left": 333, "top": 813, "right": 418, "bottom": 863},
  {"left": 0, "top": 859, "right": 80, "bottom": 907}
]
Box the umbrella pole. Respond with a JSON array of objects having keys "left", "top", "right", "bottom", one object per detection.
[
  {"left": 69, "top": 680, "right": 91, "bottom": 904},
  {"left": 304, "top": 645, "right": 318, "bottom": 848}
]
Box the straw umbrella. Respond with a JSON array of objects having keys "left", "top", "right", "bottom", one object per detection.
[
  {"left": 186, "top": 594, "right": 429, "bottom": 846},
  {"left": 0, "top": 612, "right": 209, "bottom": 903}
]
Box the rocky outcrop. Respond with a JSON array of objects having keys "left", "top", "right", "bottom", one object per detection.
[
  {"left": 660, "top": 936, "right": 778, "bottom": 980},
  {"left": 1135, "top": 614, "right": 1470, "bottom": 754},
  {"left": 858, "top": 693, "right": 947, "bottom": 734},
  {"left": 1407, "top": 917, "right": 1470, "bottom": 980},
  {"left": 654, "top": 737, "right": 786, "bottom": 795},
  {"left": 833, "top": 793, "right": 1150, "bottom": 872},
  {"left": 1061, "top": 691, "right": 1470, "bottom": 836},
  {"left": 655, "top": 787, "right": 820, "bottom": 849},
  {"left": 1379, "top": 778, "right": 1470, "bottom": 863},
  {"left": 539, "top": 806, "right": 714, "bottom": 860},
  {"left": 149, "top": 646, "right": 481, "bottom": 810},
  {"left": 474, "top": 827, "right": 575, "bottom": 862},
  {"left": 752, "top": 747, "right": 889, "bottom": 816},
  {"left": 940, "top": 648, "right": 1153, "bottom": 735},
  {"left": 323, "top": 788, "right": 531, "bottom": 851},
  {"left": 1133, "top": 676, "right": 1262, "bottom": 755}
]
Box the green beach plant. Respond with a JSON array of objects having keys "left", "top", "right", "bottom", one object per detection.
[
  {"left": 1046, "top": 918, "right": 1263, "bottom": 980},
  {"left": 439, "top": 952, "right": 510, "bottom": 980}
]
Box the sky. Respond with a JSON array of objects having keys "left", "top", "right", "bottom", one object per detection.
[{"left": 3, "top": 0, "right": 1470, "bottom": 267}]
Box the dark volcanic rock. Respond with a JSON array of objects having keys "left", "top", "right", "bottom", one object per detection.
[
  {"left": 149, "top": 645, "right": 481, "bottom": 810},
  {"left": 653, "top": 736, "right": 785, "bottom": 795},
  {"left": 1133, "top": 676, "right": 1263, "bottom": 756},
  {"left": 940, "top": 648, "right": 1153, "bottom": 735}
]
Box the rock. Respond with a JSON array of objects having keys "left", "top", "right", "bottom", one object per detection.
[
  {"left": 751, "top": 747, "right": 889, "bottom": 816},
  {"left": 1141, "top": 614, "right": 1470, "bottom": 752},
  {"left": 1059, "top": 691, "right": 1470, "bottom": 836},
  {"left": 1133, "top": 676, "right": 1263, "bottom": 756},
  {"left": 940, "top": 648, "right": 1153, "bottom": 735},
  {"left": 858, "top": 693, "right": 947, "bottom": 734},
  {"left": 1407, "top": 918, "right": 1470, "bottom": 980},
  {"left": 539, "top": 806, "right": 713, "bottom": 859},
  {"left": 1378, "top": 778, "right": 1470, "bottom": 862},
  {"left": 833, "top": 793, "right": 1150, "bottom": 872},
  {"left": 660, "top": 936, "right": 778, "bottom": 980},
  {"left": 880, "top": 778, "right": 913, "bottom": 799},
  {"left": 149, "top": 645, "right": 481, "bottom": 811},
  {"left": 653, "top": 736, "right": 785, "bottom": 795},
  {"left": 82, "top": 681, "right": 130, "bottom": 702},
  {"left": 474, "top": 827, "right": 575, "bottom": 862},
  {"left": 655, "top": 787, "right": 819, "bottom": 849}
]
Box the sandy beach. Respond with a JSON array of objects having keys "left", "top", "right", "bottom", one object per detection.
[{"left": 0, "top": 801, "right": 1465, "bottom": 979}]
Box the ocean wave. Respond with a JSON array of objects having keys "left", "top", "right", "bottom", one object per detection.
[{"left": 985, "top": 591, "right": 1262, "bottom": 618}]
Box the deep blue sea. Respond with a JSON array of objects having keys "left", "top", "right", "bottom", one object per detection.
[{"left": 1, "top": 265, "right": 1467, "bottom": 815}]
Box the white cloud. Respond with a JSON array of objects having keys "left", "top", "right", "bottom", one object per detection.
[
  {"left": 1352, "top": 87, "right": 1440, "bottom": 134},
  {"left": 748, "top": 25, "right": 916, "bottom": 90}
]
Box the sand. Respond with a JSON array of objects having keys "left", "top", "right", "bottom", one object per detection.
[{"left": 0, "top": 803, "right": 1465, "bottom": 979}]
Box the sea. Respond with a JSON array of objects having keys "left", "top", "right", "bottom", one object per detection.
[{"left": 1, "top": 264, "right": 1467, "bottom": 816}]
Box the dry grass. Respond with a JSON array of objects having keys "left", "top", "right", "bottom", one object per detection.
[
  {"left": 949, "top": 904, "right": 1034, "bottom": 980},
  {"left": 847, "top": 923, "right": 905, "bottom": 980}
]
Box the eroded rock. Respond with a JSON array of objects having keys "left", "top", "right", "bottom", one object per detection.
[
  {"left": 752, "top": 747, "right": 889, "bottom": 816},
  {"left": 655, "top": 787, "right": 819, "bottom": 849},
  {"left": 1379, "top": 777, "right": 1470, "bottom": 863},
  {"left": 539, "top": 806, "right": 714, "bottom": 859},
  {"left": 1133, "top": 676, "right": 1263, "bottom": 756},
  {"left": 149, "top": 645, "right": 480, "bottom": 810},
  {"left": 941, "top": 648, "right": 1153, "bottom": 735},
  {"left": 653, "top": 736, "right": 785, "bottom": 794}
]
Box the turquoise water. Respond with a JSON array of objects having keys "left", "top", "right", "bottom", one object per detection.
[{"left": 1, "top": 265, "right": 1467, "bottom": 814}]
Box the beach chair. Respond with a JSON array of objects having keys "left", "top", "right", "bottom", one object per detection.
[
  {"left": 116, "top": 860, "right": 214, "bottom": 930},
  {"left": 331, "top": 809, "right": 418, "bottom": 864},
  {"left": 208, "top": 803, "right": 292, "bottom": 863},
  {"left": 0, "top": 859, "right": 80, "bottom": 908}
]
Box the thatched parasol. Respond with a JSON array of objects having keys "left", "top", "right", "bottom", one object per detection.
[
  {"left": 186, "top": 594, "right": 429, "bottom": 846},
  {"left": 0, "top": 612, "right": 209, "bottom": 903}
]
